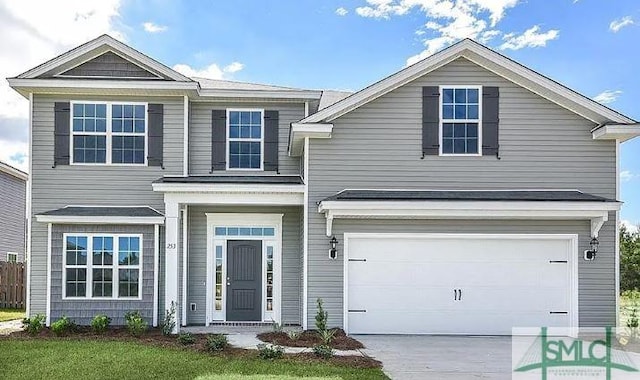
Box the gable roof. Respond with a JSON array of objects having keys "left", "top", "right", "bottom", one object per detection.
[
  {"left": 0, "top": 161, "right": 28, "bottom": 181},
  {"left": 14, "top": 34, "right": 192, "bottom": 82},
  {"left": 300, "top": 39, "right": 636, "bottom": 125}
]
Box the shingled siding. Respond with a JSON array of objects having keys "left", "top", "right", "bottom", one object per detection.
[
  {"left": 49, "top": 224, "right": 155, "bottom": 325},
  {"left": 306, "top": 57, "right": 618, "bottom": 328},
  {"left": 29, "top": 94, "right": 184, "bottom": 317},
  {"left": 189, "top": 102, "right": 304, "bottom": 176},
  {"left": 59, "top": 52, "right": 159, "bottom": 78}
]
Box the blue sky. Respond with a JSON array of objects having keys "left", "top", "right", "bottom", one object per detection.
[{"left": 0, "top": 0, "right": 638, "bottom": 224}]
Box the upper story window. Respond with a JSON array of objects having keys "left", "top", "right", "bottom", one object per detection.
[
  {"left": 227, "top": 110, "right": 263, "bottom": 170},
  {"left": 440, "top": 87, "right": 481, "bottom": 155},
  {"left": 71, "top": 102, "right": 147, "bottom": 165}
]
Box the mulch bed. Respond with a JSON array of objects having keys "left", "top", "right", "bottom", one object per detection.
[
  {"left": 257, "top": 329, "right": 365, "bottom": 350},
  {"left": 2, "top": 327, "right": 379, "bottom": 368}
]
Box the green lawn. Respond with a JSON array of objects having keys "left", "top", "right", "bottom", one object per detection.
[
  {"left": 0, "top": 308, "right": 24, "bottom": 322},
  {"left": 0, "top": 339, "right": 387, "bottom": 380}
]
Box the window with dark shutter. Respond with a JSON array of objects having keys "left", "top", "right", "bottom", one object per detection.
[
  {"left": 211, "top": 110, "right": 227, "bottom": 171},
  {"left": 263, "top": 110, "right": 279, "bottom": 172},
  {"left": 422, "top": 87, "right": 440, "bottom": 156},
  {"left": 147, "top": 103, "right": 164, "bottom": 167},
  {"left": 54, "top": 102, "right": 71, "bottom": 167},
  {"left": 482, "top": 86, "right": 500, "bottom": 157}
]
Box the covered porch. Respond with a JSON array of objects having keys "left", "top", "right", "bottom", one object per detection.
[{"left": 153, "top": 176, "right": 305, "bottom": 332}]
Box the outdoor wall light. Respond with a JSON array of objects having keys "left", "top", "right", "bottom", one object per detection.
[
  {"left": 329, "top": 236, "right": 338, "bottom": 260},
  {"left": 584, "top": 237, "right": 599, "bottom": 261}
]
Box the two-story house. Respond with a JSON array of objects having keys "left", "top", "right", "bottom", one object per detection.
[
  {"left": 0, "top": 160, "right": 27, "bottom": 263},
  {"left": 8, "top": 35, "right": 640, "bottom": 334}
]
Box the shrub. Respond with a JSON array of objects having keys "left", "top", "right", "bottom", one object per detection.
[
  {"left": 162, "top": 302, "right": 176, "bottom": 336},
  {"left": 22, "top": 314, "right": 45, "bottom": 335},
  {"left": 51, "top": 316, "right": 76, "bottom": 336},
  {"left": 177, "top": 332, "right": 196, "bottom": 345},
  {"left": 91, "top": 314, "right": 111, "bottom": 334},
  {"left": 315, "top": 298, "right": 328, "bottom": 332},
  {"left": 124, "top": 310, "right": 148, "bottom": 337},
  {"left": 287, "top": 330, "right": 301, "bottom": 341},
  {"left": 205, "top": 334, "right": 228, "bottom": 352},
  {"left": 257, "top": 343, "right": 284, "bottom": 360},
  {"left": 313, "top": 344, "right": 334, "bottom": 359},
  {"left": 271, "top": 319, "right": 283, "bottom": 333},
  {"left": 318, "top": 328, "right": 336, "bottom": 345}
]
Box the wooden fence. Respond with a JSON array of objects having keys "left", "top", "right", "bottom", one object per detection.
[{"left": 0, "top": 261, "right": 25, "bottom": 309}]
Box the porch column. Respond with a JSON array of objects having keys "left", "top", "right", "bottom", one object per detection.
[{"left": 164, "top": 200, "right": 180, "bottom": 333}]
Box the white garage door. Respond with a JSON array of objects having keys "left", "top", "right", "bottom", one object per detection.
[{"left": 346, "top": 234, "right": 576, "bottom": 335}]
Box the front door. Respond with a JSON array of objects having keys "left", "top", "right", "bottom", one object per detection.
[{"left": 226, "top": 240, "right": 262, "bottom": 321}]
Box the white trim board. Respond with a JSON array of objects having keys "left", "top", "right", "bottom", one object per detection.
[
  {"left": 35, "top": 215, "right": 165, "bottom": 225},
  {"left": 342, "top": 233, "right": 580, "bottom": 335},
  {"left": 204, "top": 213, "right": 283, "bottom": 326},
  {"left": 300, "top": 39, "right": 635, "bottom": 125},
  {"left": 318, "top": 200, "right": 618, "bottom": 237}
]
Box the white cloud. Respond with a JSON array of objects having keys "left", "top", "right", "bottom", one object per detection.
[
  {"left": 610, "top": 16, "right": 634, "bottom": 32},
  {"left": 0, "top": 0, "right": 125, "bottom": 172},
  {"left": 499, "top": 25, "right": 559, "bottom": 50},
  {"left": 622, "top": 220, "right": 639, "bottom": 233},
  {"left": 142, "top": 22, "right": 167, "bottom": 33},
  {"left": 336, "top": 7, "right": 349, "bottom": 16},
  {"left": 353, "top": 1, "right": 556, "bottom": 65},
  {"left": 172, "top": 61, "right": 245, "bottom": 79},
  {"left": 0, "top": 140, "right": 28, "bottom": 172},
  {"left": 223, "top": 62, "right": 244, "bottom": 73},
  {"left": 620, "top": 170, "right": 636, "bottom": 182},
  {"left": 593, "top": 90, "right": 622, "bottom": 104}
]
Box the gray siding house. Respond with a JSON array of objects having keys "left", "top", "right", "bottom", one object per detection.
[
  {"left": 0, "top": 161, "right": 27, "bottom": 263},
  {"left": 8, "top": 35, "right": 640, "bottom": 333}
]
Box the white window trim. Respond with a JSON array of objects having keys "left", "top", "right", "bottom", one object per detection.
[
  {"left": 205, "top": 213, "right": 283, "bottom": 325},
  {"left": 6, "top": 252, "right": 18, "bottom": 262},
  {"left": 438, "top": 85, "right": 482, "bottom": 157},
  {"left": 69, "top": 101, "right": 148, "bottom": 166},
  {"left": 225, "top": 108, "right": 265, "bottom": 171},
  {"left": 62, "top": 233, "right": 143, "bottom": 300}
]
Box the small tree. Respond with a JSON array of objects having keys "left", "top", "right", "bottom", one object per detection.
[
  {"left": 315, "top": 298, "right": 328, "bottom": 332},
  {"left": 620, "top": 223, "right": 640, "bottom": 292},
  {"left": 162, "top": 302, "right": 176, "bottom": 335}
]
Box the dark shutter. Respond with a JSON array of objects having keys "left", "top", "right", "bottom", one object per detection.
[
  {"left": 147, "top": 104, "right": 164, "bottom": 168},
  {"left": 482, "top": 86, "right": 499, "bottom": 157},
  {"left": 263, "top": 110, "right": 279, "bottom": 172},
  {"left": 54, "top": 102, "right": 71, "bottom": 167},
  {"left": 422, "top": 86, "right": 440, "bottom": 156},
  {"left": 211, "top": 110, "right": 227, "bottom": 171}
]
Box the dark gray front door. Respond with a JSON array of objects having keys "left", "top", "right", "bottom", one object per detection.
[{"left": 226, "top": 240, "right": 262, "bottom": 321}]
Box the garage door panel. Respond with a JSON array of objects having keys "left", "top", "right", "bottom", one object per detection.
[{"left": 346, "top": 235, "right": 574, "bottom": 335}]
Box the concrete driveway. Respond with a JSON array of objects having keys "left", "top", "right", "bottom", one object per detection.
[{"left": 356, "top": 335, "right": 512, "bottom": 380}]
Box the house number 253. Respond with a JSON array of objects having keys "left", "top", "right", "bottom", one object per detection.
[{"left": 166, "top": 243, "right": 177, "bottom": 249}]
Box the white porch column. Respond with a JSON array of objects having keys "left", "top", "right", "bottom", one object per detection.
[{"left": 164, "top": 200, "right": 180, "bottom": 333}]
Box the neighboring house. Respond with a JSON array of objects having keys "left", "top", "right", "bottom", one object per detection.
[
  {"left": 0, "top": 161, "right": 27, "bottom": 263},
  {"left": 7, "top": 35, "right": 640, "bottom": 334}
]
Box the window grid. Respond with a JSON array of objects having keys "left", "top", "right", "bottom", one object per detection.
[
  {"left": 227, "top": 110, "right": 263, "bottom": 170},
  {"left": 440, "top": 87, "right": 481, "bottom": 155},
  {"left": 63, "top": 234, "right": 142, "bottom": 299},
  {"left": 266, "top": 246, "right": 274, "bottom": 311},
  {"left": 215, "top": 245, "right": 223, "bottom": 311},
  {"left": 70, "top": 102, "right": 147, "bottom": 165}
]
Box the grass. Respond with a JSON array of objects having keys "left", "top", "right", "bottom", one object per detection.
[
  {"left": 0, "top": 339, "right": 387, "bottom": 380},
  {"left": 0, "top": 308, "right": 24, "bottom": 322}
]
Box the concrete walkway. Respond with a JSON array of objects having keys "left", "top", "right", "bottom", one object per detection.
[
  {"left": 0, "top": 319, "right": 23, "bottom": 335},
  {"left": 356, "top": 335, "right": 512, "bottom": 380}
]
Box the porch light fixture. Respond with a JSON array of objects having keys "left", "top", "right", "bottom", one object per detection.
[
  {"left": 329, "top": 236, "right": 338, "bottom": 260},
  {"left": 584, "top": 236, "right": 599, "bottom": 261}
]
